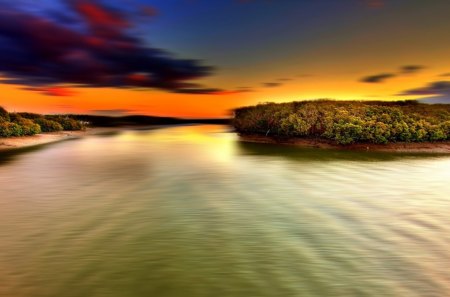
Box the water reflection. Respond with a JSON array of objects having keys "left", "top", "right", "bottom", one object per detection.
[
  {"left": 1, "top": 125, "right": 450, "bottom": 297},
  {"left": 238, "top": 141, "right": 448, "bottom": 162}
]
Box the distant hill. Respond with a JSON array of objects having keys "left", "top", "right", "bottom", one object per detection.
[{"left": 71, "top": 114, "right": 230, "bottom": 127}]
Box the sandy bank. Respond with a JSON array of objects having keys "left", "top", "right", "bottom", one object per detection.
[
  {"left": 239, "top": 134, "right": 450, "bottom": 153},
  {"left": 0, "top": 127, "right": 123, "bottom": 151}
]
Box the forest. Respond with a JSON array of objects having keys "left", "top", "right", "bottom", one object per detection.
[{"left": 233, "top": 100, "right": 450, "bottom": 145}]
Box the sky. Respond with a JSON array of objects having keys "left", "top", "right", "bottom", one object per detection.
[{"left": 0, "top": 0, "right": 449, "bottom": 118}]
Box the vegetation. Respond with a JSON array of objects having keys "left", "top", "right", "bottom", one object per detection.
[
  {"left": 233, "top": 100, "right": 450, "bottom": 145},
  {"left": 0, "top": 107, "right": 85, "bottom": 137}
]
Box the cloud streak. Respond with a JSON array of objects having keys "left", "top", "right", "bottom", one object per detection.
[
  {"left": 398, "top": 81, "right": 450, "bottom": 103},
  {"left": 360, "top": 73, "right": 396, "bottom": 83},
  {"left": 91, "top": 109, "right": 136, "bottom": 116},
  {"left": 0, "top": 0, "right": 224, "bottom": 95},
  {"left": 360, "top": 65, "right": 426, "bottom": 83},
  {"left": 263, "top": 82, "right": 282, "bottom": 88},
  {"left": 400, "top": 65, "right": 425, "bottom": 74}
]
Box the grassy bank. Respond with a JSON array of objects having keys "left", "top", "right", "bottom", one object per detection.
[
  {"left": 233, "top": 100, "right": 450, "bottom": 145},
  {"left": 0, "top": 107, "right": 85, "bottom": 138}
]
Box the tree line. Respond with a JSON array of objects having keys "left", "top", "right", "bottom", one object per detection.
[
  {"left": 233, "top": 100, "right": 450, "bottom": 144},
  {"left": 0, "top": 106, "right": 85, "bottom": 137}
]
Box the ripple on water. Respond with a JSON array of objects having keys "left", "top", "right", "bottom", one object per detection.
[{"left": 1, "top": 126, "right": 450, "bottom": 297}]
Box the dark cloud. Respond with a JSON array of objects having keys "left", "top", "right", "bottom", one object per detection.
[
  {"left": 263, "top": 82, "right": 282, "bottom": 88},
  {"left": 398, "top": 81, "right": 450, "bottom": 104},
  {"left": 0, "top": 0, "right": 224, "bottom": 95},
  {"left": 440, "top": 73, "right": 450, "bottom": 77},
  {"left": 400, "top": 65, "right": 425, "bottom": 74},
  {"left": 360, "top": 73, "right": 396, "bottom": 83}
]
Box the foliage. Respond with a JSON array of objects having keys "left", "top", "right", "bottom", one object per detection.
[
  {"left": 0, "top": 122, "right": 22, "bottom": 137},
  {"left": 9, "top": 114, "right": 41, "bottom": 136},
  {"left": 233, "top": 100, "right": 450, "bottom": 145},
  {"left": 33, "top": 118, "right": 63, "bottom": 132},
  {"left": 0, "top": 106, "right": 85, "bottom": 138},
  {"left": 0, "top": 106, "right": 10, "bottom": 122},
  {"left": 45, "top": 115, "right": 85, "bottom": 131}
]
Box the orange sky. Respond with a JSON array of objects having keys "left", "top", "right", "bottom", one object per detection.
[{"left": 1, "top": 65, "right": 449, "bottom": 118}]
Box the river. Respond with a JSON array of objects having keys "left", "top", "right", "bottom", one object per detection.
[{"left": 1, "top": 125, "right": 449, "bottom": 297}]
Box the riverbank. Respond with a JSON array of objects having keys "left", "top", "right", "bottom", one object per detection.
[
  {"left": 239, "top": 134, "right": 450, "bottom": 153},
  {"left": 0, "top": 127, "right": 123, "bottom": 151}
]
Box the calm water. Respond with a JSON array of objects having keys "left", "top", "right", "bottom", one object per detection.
[{"left": 1, "top": 125, "right": 450, "bottom": 297}]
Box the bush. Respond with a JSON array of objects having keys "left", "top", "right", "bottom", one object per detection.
[
  {"left": 34, "top": 118, "right": 63, "bottom": 132},
  {"left": 10, "top": 114, "right": 41, "bottom": 136},
  {"left": 0, "top": 106, "right": 10, "bottom": 122},
  {"left": 0, "top": 122, "right": 22, "bottom": 137},
  {"left": 333, "top": 123, "right": 363, "bottom": 144},
  {"left": 45, "top": 115, "right": 85, "bottom": 131}
]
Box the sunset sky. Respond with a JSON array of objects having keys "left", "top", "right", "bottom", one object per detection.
[{"left": 1, "top": 0, "right": 449, "bottom": 118}]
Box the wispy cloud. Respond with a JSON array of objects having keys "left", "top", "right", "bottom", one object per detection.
[
  {"left": 360, "top": 73, "right": 396, "bottom": 83},
  {"left": 360, "top": 64, "right": 426, "bottom": 83},
  {"left": 91, "top": 109, "right": 136, "bottom": 116},
  {"left": 262, "top": 82, "right": 282, "bottom": 88},
  {"left": 398, "top": 81, "right": 450, "bottom": 103},
  {"left": 400, "top": 65, "right": 425, "bottom": 74},
  {"left": 398, "top": 81, "right": 450, "bottom": 96}
]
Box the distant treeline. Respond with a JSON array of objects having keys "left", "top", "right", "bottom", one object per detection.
[
  {"left": 233, "top": 100, "right": 450, "bottom": 144},
  {"left": 70, "top": 114, "right": 230, "bottom": 127},
  {"left": 0, "top": 106, "right": 85, "bottom": 137}
]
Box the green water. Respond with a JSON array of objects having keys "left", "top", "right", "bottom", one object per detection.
[{"left": 1, "top": 125, "right": 450, "bottom": 297}]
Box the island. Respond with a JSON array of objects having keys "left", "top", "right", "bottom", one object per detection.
[{"left": 233, "top": 100, "right": 450, "bottom": 153}]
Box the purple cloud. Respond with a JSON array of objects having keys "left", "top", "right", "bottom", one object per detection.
[{"left": 398, "top": 81, "right": 450, "bottom": 104}]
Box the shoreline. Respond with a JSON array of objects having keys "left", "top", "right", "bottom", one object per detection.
[
  {"left": 0, "top": 127, "right": 130, "bottom": 151},
  {"left": 238, "top": 134, "right": 450, "bottom": 153}
]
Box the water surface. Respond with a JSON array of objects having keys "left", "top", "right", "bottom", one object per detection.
[{"left": 1, "top": 125, "right": 450, "bottom": 297}]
